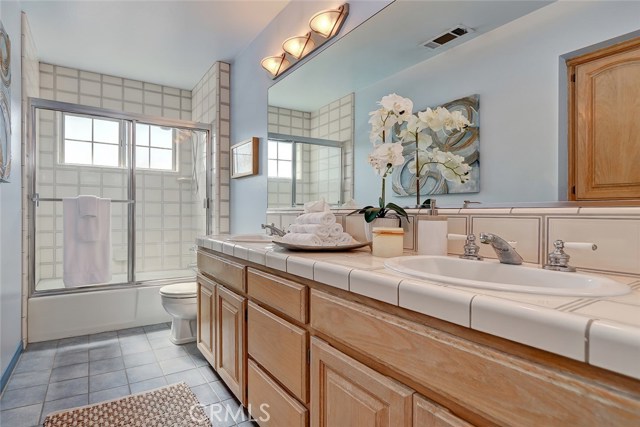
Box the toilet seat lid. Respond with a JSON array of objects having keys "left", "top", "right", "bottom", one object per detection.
[{"left": 160, "top": 282, "right": 197, "bottom": 297}]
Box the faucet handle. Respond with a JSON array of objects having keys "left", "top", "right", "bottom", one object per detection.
[
  {"left": 544, "top": 239, "right": 596, "bottom": 272},
  {"left": 459, "top": 234, "right": 483, "bottom": 261},
  {"left": 563, "top": 241, "right": 597, "bottom": 251}
]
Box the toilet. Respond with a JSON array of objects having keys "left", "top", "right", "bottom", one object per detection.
[{"left": 159, "top": 282, "right": 198, "bottom": 344}]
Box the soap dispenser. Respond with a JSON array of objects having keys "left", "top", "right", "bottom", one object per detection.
[{"left": 417, "top": 199, "right": 448, "bottom": 255}]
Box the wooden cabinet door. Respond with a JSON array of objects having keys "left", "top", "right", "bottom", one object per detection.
[
  {"left": 215, "top": 284, "right": 247, "bottom": 404},
  {"left": 310, "top": 337, "right": 413, "bottom": 427},
  {"left": 413, "top": 395, "right": 475, "bottom": 427},
  {"left": 197, "top": 275, "right": 215, "bottom": 366},
  {"left": 570, "top": 37, "right": 640, "bottom": 200}
]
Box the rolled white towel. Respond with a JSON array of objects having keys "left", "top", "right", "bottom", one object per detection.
[
  {"left": 323, "top": 233, "right": 354, "bottom": 246},
  {"left": 328, "top": 223, "right": 343, "bottom": 238},
  {"left": 295, "top": 212, "right": 336, "bottom": 225},
  {"left": 288, "top": 223, "right": 331, "bottom": 239},
  {"left": 281, "top": 233, "right": 323, "bottom": 246}
]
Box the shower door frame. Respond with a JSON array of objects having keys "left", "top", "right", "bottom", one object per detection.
[{"left": 28, "top": 97, "right": 213, "bottom": 297}]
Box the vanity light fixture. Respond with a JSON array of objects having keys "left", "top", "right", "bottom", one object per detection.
[
  {"left": 309, "top": 4, "right": 349, "bottom": 38},
  {"left": 261, "top": 3, "right": 349, "bottom": 79},
  {"left": 282, "top": 32, "right": 315, "bottom": 60},
  {"left": 260, "top": 53, "right": 290, "bottom": 78}
]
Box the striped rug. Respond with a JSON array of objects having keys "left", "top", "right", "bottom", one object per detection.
[{"left": 43, "top": 382, "right": 210, "bottom": 426}]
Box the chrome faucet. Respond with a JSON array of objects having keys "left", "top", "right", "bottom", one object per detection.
[
  {"left": 479, "top": 232, "right": 523, "bottom": 265},
  {"left": 261, "top": 223, "right": 286, "bottom": 237}
]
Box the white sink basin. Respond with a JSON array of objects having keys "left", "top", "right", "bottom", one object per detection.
[
  {"left": 384, "top": 256, "right": 630, "bottom": 297},
  {"left": 225, "top": 234, "right": 273, "bottom": 243}
]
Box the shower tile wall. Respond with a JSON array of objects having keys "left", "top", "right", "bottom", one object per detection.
[
  {"left": 267, "top": 106, "right": 311, "bottom": 137},
  {"left": 36, "top": 64, "right": 197, "bottom": 285},
  {"left": 267, "top": 93, "right": 354, "bottom": 206},
  {"left": 310, "top": 93, "right": 354, "bottom": 204},
  {"left": 267, "top": 107, "right": 311, "bottom": 207},
  {"left": 192, "top": 61, "right": 230, "bottom": 234}
]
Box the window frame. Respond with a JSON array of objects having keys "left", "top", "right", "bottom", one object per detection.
[{"left": 58, "top": 113, "right": 179, "bottom": 172}]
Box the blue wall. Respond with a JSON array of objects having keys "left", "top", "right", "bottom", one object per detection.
[
  {"left": 353, "top": 1, "right": 640, "bottom": 208},
  {"left": 0, "top": 0, "right": 24, "bottom": 386}
]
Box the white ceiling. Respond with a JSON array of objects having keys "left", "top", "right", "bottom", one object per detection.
[{"left": 20, "top": 0, "right": 291, "bottom": 90}]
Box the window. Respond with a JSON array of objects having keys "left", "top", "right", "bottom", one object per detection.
[
  {"left": 61, "top": 114, "right": 176, "bottom": 171},
  {"left": 63, "top": 114, "right": 121, "bottom": 167},
  {"left": 267, "top": 140, "right": 293, "bottom": 178},
  {"left": 135, "top": 124, "right": 175, "bottom": 171}
]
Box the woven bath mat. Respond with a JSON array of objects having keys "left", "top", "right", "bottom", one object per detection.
[{"left": 42, "top": 382, "right": 210, "bottom": 426}]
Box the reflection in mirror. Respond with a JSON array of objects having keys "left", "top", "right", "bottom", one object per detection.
[
  {"left": 267, "top": 93, "right": 354, "bottom": 207},
  {"left": 268, "top": 134, "right": 342, "bottom": 207}
]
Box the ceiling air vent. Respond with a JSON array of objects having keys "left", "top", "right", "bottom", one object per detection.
[{"left": 423, "top": 25, "right": 473, "bottom": 49}]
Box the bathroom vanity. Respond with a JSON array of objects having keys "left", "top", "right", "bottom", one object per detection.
[{"left": 195, "top": 236, "right": 640, "bottom": 427}]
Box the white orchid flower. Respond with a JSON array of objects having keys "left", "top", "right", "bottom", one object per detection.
[{"left": 367, "top": 142, "right": 405, "bottom": 176}]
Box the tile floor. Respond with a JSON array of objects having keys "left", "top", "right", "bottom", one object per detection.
[{"left": 0, "top": 323, "right": 257, "bottom": 427}]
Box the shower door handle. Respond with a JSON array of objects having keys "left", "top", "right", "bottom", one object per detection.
[{"left": 31, "top": 193, "right": 40, "bottom": 207}]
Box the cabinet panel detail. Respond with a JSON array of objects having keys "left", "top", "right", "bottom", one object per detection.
[
  {"left": 248, "top": 359, "right": 308, "bottom": 427},
  {"left": 413, "top": 394, "right": 475, "bottom": 427},
  {"left": 197, "top": 275, "right": 216, "bottom": 366},
  {"left": 247, "top": 268, "right": 308, "bottom": 323},
  {"left": 248, "top": 301, "right": 308, "bottom": 403},
  {"left": 310, "top": 337, "right": 413, "bottom": 427},
  {"left": 216, "top": 284, "right": 247, "bottom": 404},
  {"left": 198, "top": 250, "right": 246, "bottom": 292}
]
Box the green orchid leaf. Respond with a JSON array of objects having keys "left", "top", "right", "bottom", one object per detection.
[
  {"left": 385, "top": 202, "right": 408, "bottom": 218},
  {"left": 364, "top": 208, "right": 381, "bottom": 223}
]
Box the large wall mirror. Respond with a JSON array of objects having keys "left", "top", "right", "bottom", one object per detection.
[{"left": 268, "top": 0, "right": 640, "bottom": 208}]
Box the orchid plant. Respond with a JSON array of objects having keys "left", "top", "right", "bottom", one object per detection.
[{"left": 362, "top": 93, "right": 472, "bottom": 221}]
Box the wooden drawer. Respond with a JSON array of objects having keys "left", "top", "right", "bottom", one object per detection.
[
  {"left": 310, "top": 289, "right": 640, "bottom": 427},
  {"left": 247, "top": 268, "right": 307, "bottom": 324},
  {"left": 414, "top": 394, "right": 475, "bottom": 427},
  {"left": 198, "top": 250, "right": 245, "bottom": 293},
  {"left": 248, "top": 301, "right": 308, "bottom": 403},
  {"left": 248, "top": 359, "right": 308, "bottom": 427}
]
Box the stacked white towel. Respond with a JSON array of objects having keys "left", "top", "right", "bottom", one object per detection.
[{"left": 282, "top": 210, "right": 355, "bottom": 246}]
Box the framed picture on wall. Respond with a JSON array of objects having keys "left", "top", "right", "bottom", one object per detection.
[
  {"left": 231, "top": 137, "right": 259, "bottom": 178},
  {"left": 0, "top": 20, "right": 12, "bottom": 183}
]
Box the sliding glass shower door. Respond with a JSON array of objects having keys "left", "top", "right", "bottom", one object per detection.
[{"left": 30, "top": 99, "right": 210, "bottom": 293}]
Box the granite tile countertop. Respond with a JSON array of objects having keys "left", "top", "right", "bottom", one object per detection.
[{"left": 196, "top": 234, "right": 640, "bottom": 381}]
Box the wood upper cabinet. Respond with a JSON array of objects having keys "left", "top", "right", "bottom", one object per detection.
[
  {"left": 413, "top": 395, "right": 475, "bottom": 427},
  {"left": 310, "top": 337, "right": 413, "bottom": 427},
  {"left": 197, "top": 274, "right": 216, "bottom": 367},
  {"left": 569, "top": 37, "right": 640, "bottom": 200},
  {"left": 215, "top": 284, "right": 247, "bottom": 405}
]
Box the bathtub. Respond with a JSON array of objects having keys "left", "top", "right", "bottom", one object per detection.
[{"left": 28, "top": 285, "right": 171, "bottom": 342}]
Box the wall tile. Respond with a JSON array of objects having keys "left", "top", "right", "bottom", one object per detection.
[
  {"left": 471, "top": 216, "right": 541, "bottom": 263},
  {"left": 547, "top": 217, "right": 640, "bottom": 274}
]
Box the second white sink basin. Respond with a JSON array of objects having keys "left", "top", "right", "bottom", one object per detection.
[
  {"left": 384, "top": 256, "right": 630, "bottom": 297},
  {"left": 225, "top": 234, "right": 273, "bottom": 243}
]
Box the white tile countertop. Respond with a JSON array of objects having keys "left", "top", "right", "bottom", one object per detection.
[{"left": 196, "top": 235, "right": 640, "bottom": 381}]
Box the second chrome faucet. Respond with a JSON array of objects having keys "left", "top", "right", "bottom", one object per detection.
[{"left": 479, "top": 232, "right": 523, "bottom": 265}]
